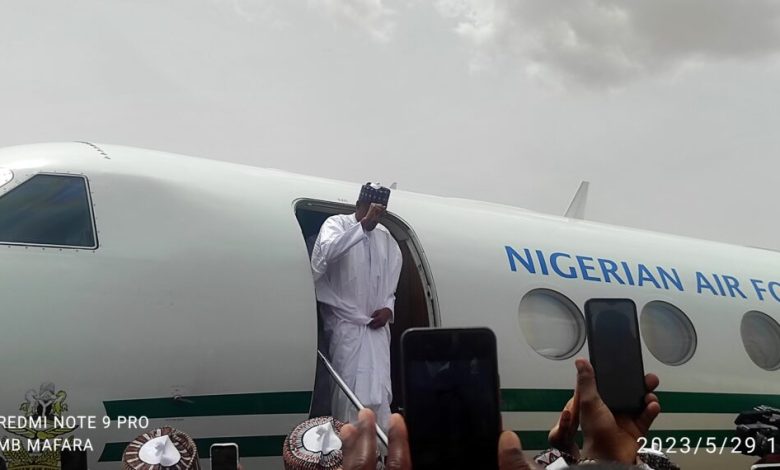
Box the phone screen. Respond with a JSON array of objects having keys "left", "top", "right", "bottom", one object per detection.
[
  {"left": 60, "top": 450, "right": 87, "bottom": 470},
  {"left": 585, "top": 299, "right": 646, "bottom": 414},
  {"left": 401, "top": 328, "right": 500, "bottom": 470},
  {"left": 210, "top": 444, "right": 238, "bottom": 470}
]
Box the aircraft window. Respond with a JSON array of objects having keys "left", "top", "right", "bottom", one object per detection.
[
  {"left": 518, "top": 289, "right": 585, "bottom": 360},
  {"left": 640, "top": 301, "right": 697, "bottom": 366},
  {"left": 741, "top": 311, "right": 780, "bottom": 371},
  {"left": 0, "top": 174, "right": 96, "bottom": 248}
]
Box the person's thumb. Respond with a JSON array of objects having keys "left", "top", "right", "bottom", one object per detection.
[
  {"left": 386, "top": 414, "right": 411, "bottom": 470},
  {"left": 498, "top": 431, "right": 534, "bottom": 470},
  {"left": 341, "top": 409, "right": 377, "bottom": 470}
]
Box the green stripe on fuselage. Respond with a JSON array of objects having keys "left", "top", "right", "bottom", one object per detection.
[
  {"left": 654, "top": 391, "right": 780, "bottom": 414},
  {"left": 500, "top": 389, "right": 780, "bottom": 413},
  {"left": 103, "top": 389, "right": 780, "bottom": 419},
  {"left": 103, "top": 391, "right": 311, "bottom": 419}
]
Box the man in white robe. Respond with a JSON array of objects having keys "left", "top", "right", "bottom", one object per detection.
[{"left": 310, "top": 183, "right": 402, "bottom": 430}]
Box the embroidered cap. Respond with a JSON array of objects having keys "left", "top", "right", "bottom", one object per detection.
[
  {"left": 283, "top": 416, "right": 344, "bottom": 470},
  {"left": 358, "top": 182, "right": 390, "bottom": 206},
  {"left": 122, "top": 427, "right": 201, "bottom": 470}
]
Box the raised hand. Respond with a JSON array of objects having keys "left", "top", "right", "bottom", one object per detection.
[
  {"left": 360, "top": 203, "right": 385, "bottom": 231},
  {"left": 576, "top": 358, "right": 661, "bottom": 464},
  {"left": 548, "top": 395, "right": 580, "bottom": 459}
]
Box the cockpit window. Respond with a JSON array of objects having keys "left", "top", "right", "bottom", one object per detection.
[{"left": 0, "top": 174, "right": 97, "bottom": 248}]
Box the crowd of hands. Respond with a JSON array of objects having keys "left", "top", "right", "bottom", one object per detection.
[{"left": 340, "top": 358, "right": 662, "bottom": 470}]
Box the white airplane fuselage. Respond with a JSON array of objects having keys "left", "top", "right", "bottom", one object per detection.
[{"left": 0, "top": 142, "right": 775, "bottom": 470}]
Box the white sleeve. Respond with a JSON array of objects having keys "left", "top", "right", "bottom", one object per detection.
[
  {"left": 311, "top": 218, "right": 367, "bottom": 281},
  {"left": 381, "top": 237, "right": 403, "bottom": 322}
]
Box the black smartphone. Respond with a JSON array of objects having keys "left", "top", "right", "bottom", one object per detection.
[
  {"left": 401, "top": 327, "right": 501, "bottom": 470},
  {"left": 210, "top": 443, "right": 239, "bottom": 470},
  {"left": 584, "top": 298, "right": 646, "bottom": 415},
  {"left": 60, "top": 450, "right": 87, "bottom": 470}
]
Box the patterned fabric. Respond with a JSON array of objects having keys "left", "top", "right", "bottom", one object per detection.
[
  {"left": 637, "top": 449, "right": 679, "bottom": 470},
  {"left": 359, "top": 183, "right": 391, "bottom": 206},
  {"left": 534, "top": 448, "right": 577, "bottom": 467},
  {"left": 283, "top": 417, "right": 345, "bottom": 470},
  {"left": 122, "top": 427, "right": 200, "bottom": 470}
]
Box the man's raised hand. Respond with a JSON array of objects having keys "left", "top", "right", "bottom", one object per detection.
[{"left": 360, "top": 203, "right": 385, "bottom": 231}]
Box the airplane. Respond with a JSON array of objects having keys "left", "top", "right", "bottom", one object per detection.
[{"left": 0, "top": 141, "right": 776, "bottom": 470}]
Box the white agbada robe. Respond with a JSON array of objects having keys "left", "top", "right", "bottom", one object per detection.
[{"left": 311, "top": 213, "right": 402, "bottom": 430}]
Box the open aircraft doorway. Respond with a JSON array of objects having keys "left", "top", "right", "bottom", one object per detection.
[{"left": 294, "top": 199, "right": 438, "bottom": 416}]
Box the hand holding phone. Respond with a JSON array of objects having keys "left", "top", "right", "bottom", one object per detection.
[
  {"left": 584, "top": 298, "right": 647, "bottom": 415},
  {"left": 401, "top": 327, "right": 501, "bottom": 470},
  {"left": 210, "top": 443, "right": 239, "bottom": 470}
]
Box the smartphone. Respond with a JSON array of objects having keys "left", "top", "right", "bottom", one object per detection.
[
  {"left": 584, "top": 298, "right": 646, "bottom": 415},
  {"left": 60, "top": 450, "right": 87, "bottom": 470},
  {"left": 401, "top": 327, "right": 501, "bottom": 470},
  {"left": 210, "top": 443, "right": 239, "bottom": 470}
]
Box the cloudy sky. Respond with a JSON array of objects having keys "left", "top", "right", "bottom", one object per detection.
[{"left": 2, "top": 0, "right": 780, "bottom": 249}]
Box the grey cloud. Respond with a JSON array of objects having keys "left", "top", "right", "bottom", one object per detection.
[
  {"left": 435, "top": 0, "right": 780, "bottom": 87},
  {"left": 309, "top": 0, "right": 396, "bottom": 42}
]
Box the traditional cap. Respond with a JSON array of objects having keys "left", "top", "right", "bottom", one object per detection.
[
  {"left": 122, "top": 427, "right": 200, "bottom": 470},
  {"left": 282, "top": 417, "right": 344, "bottom": 470},
  {"left": 358, "top": 182, "right": 390, "bottom": 206}
]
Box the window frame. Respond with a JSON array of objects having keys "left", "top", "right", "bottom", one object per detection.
[
  {"left": 0, "top": 172, "right": 99, "bottom": 250},
  {"left": 640, "top": 300, "right": 697, "bottom": 366},
  {"left": 740, "top": 310, "right": 780, "bottom": 371},
  {"left": 518, "top": 288, "right": 586, "bottom": 360}
]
